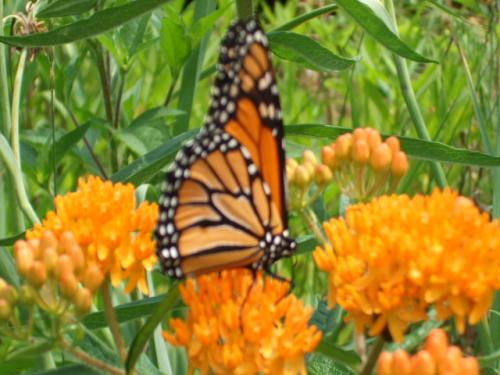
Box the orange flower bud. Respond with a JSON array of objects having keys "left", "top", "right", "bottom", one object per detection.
[
  {"left": 15, "top": 245, "right": 34, "bottom": 277},
  {"left": 439, "top": 346, "right": 462, "bottom": 374},
  {"left": 59, "top": 231, "right": 77, "bottom": 252},
  {"left": 0, "top": 299, "right": 12, "bottom": 320},
  {"left": 352, "top": 139, "right": 370, "bottom": 164},
  {"left": 66, "top": 245, "right": 85, "bottom": 276},
  {"left": 353, "top": 128, "right": 367, "bottom": 142},
  {"left": 0, "top": 284, "right": 17, "bottom": 305},
  {"left": 321, "top": 145, "right": 336, "bottom": 170},
  {"left": 286, "top": 164, "right": 296, "bottom": 183},
  {"left": 19, "top": 285, "right": 34, "bottom": 304},
  {"left": 385, "top": 136, "right": 400, "bottom": 156},
  {"left": 27, "top": 261, "right": 47, "bottom": 288},
  {"left": 371, "top": 144, "right": 392, "bottom": 172},
  {"left": 43, "top": 247, "right": 58, "bottom": 274},
  {"left": 410, "top": 350, "right": 436, "bottom": 375},
  {"left": 27, "top": 238, "right": 41, "bottom": 259},
  {"left": 294, "top": 165, "right": 311, "bottom": 188},
  {"left": 0, "top": 278, "right": 6, "bottom": 290},
  {"left": 391, "top": 151, "right": 409, "bottom": 177},
  {"left": 377, "top": 351, "right": 394, "bottom": 375},
  {"left": 60, "top": 272, "right": 79, "bottom": 299},
  {"left": 367, "top": 129, "right": 382, "bottom": 151},
  {"left": 335, "top": 134, "right": 352, "bottom": 161},
  {"left": 74, "top": 287, "right": 92, "bottom": 314},
  {"left": 315, "top": 164, "right": 333, "bottom": 186},
  {"left": 286, "top": 158, "right": 298, "bottom": 169},
  {"left": 303, "top": 150, "right": 317, "bottom": 165},
  {"left": 424, "top": 329, "right": 448, "bottom": 363},
  {"left": 83, "top": 263, "right": 104, "bottom": 292},
  {"left": 303, "top": 161, "right": 315, "bottom": 176},
  {"left": 461, "top": 357, "right": 480, "bottom": 375},
  {"left": 392, "top": 349, "right": 411, "bottom": 375},
  {"left": 54, "top": 254, "right": 74, "bottom": 279},
  {"left": 40, "top": 230, "right": 57, "bottom": 252}
]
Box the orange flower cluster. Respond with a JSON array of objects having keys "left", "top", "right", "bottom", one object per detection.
[
  {"left": 313, "top": 189, "right": 500, "bottom": 342},
  {"left": 15, "top": 230, "right": 94, "bottom": 315},
  {"left": 377, "top": 329, "right": 480, "bottom": 375},
  {"left": 163, "top": 269, "right": 322, "bottom": 375},
  {"left": 321, "top": 128, "right": 408, "bottom": 200},
  {"left": 27, "top": 176, "right": 158, "bottom": 294}
]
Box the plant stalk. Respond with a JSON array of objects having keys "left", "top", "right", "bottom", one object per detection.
[
  {"left": 101, "top": 279, "right": 127, "bottom": 363},
  {"left": 299, "top": 208, "right": 328, "bottom": 245},
  {"left": 384, "top": 0, "right": 448, "bottom": 188},
  {"left": 0, "top": 0, "right": 11, "bottom": 136},
  {"left": 360, "top": 335, "right": 385, "bottom": 375},
  {"left": 236, "top": 0, "right": 253, "bottom": 20},
  {"left": 11, "top": 48, "right": 27, "bottom": 167},
  {"left": 0, "top": 134, "right": 39, "bottom": 225},
  {"left": 60, "top": 338, "right": 125, "bottom": 375}
]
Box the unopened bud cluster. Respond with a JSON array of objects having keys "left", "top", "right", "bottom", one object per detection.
[
  {"left": 377, "top": 329, "right": 479, "bottom": 375},
  {"left": 14, "top": 230, "right": 103, "bottom": 315},
  {"left": 322, "top": 128, "right": 408, "bottom": 201},
  {"left": 0, "top": 278, "right": 17, "bottom": 321}
]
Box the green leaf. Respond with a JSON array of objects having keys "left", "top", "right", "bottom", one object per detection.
[
  {"left": 47, "top": 121, "right": 92, "bottom": 170},
  {"left": 0, "top": 0, "right": 170, "bottom": 47},
  {"left": 30, "top": 364, "right": 101, "bottom": 375},
  {"left": 36, "top": 0, "right": 97, "bottom": 18},
  {"left": 335, "top": 0, "right": 435, "bottom": 63},
  {"left": 268, "top": 31, "right": 358, "bottom": 72},
  {"left": 273, "top": 4, "right": 339, "bottom": 32},
  {"left": 5, "top": 339, "right": 54, "bottom": 361},
  {"left": 308, "top": 353, "right": 356, "bottom": 375},
  {"left": 0, "top": 359, "right": 36, "bottom": 374},
  {"left": 295, "top": 235, "right": 317, "bottom": 255},
  {"left": 0, "top": 232, "right": 24, "bottom": 246},
  {"left": 286, "top": 125, "right": 500, "bottom": 167},
  {"left": 111, "top": 129, "right": 197, "bottom": 185},
  {"left": 190, "top": 4, "right": 230, "bottom": 47},
  {"left": 126, "top": 286, "right": 180, "bottom": 375},
  {"left": 161, "top": 10, "right": 191, "bottom": 77},
  {"left": 315, "top": 341, "right": 361, "bottom": 368},
  {"left": 82, "top": 294, "right": 166, "bottom": 330}
]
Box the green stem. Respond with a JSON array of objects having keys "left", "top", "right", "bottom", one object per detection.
[
  {"left": 0, "top": 134, "right": 39, "bottom": 225},
  {"left": 236, "top": 0, "right": 253, "bottom": 20},
  {"left": 101, "top": 279, "right": 127, "bottom": 363},
  {"left": 0, "top": 0, "right": 11, "bottom": 136},
  {"left": 359, "top": 336, "right": 385, "bottom": 375},
  {"left": 477, "top": 318, "right": 495, "bottom": 355},
  {"left": 299, "top": 208, "right": 328, "bottom": 245},
  {"left": 11, "top": 49, "right": 27, "bottom": 167},
  {"left": 384, "top": 0, "right": 447, "bottom": 188}
]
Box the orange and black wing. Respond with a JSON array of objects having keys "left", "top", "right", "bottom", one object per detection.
[{"left": 155, "top": 19, "right": 295, "bottom": 278}]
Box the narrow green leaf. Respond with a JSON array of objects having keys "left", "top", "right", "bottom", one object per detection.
[
  {"left": 82, "top": 294, "right": 166, "bottom": 330},
  {"left": 111, "top": 129, "right": 197, "bottom": 185},
  {"left": 30, "top": 364, "right": 101, "bottom": 375},
  {"left": 336, "top": 0, "right": 435, "bottom": 63},
  {"left": 286, "top": 125, "right": 500, "bottom": 167},
  {"left": 47, "top": 121, "right": 92, "bottom": 169},
  {"left": 5, "top": 339, "right": 54, "bottom": 360},
  {"left": 268, "top": 31, "right": 357, "bottom": 72},
  {"left": 0, "top": 0, "right": 170, "bottom": 47},
  {"left": 273, "top": 4, "right": 339, "bottom": 32},
  {"left": 0, "top": 232, "right": 24, "bottom": 246},
  {"left": 0, "top": 359, "right": 36, "bottom": 374},
  {"left": 36, "top": 0, "right": 97, "bottom": 18},
  {"left": 315, "top": 341, "right": 361, "bottom": 367},
  {"left": 295, "top": 235, "right": 317, "bottom": 255},
  {"left": 126, "top": 286, "right": 180, "bottom": 375},
  {"left": 0, "top": 247, "right": 19, "bottom": 286}
]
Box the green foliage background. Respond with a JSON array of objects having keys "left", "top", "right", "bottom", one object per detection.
[{"left": 0, "top": 0, "right": 498, "bottom": 374}]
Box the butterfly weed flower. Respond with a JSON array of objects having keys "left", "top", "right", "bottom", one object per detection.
[
  {"left": 27, "top": 176, "right": 158, "bottom": 294},
  {"left": 377, "top": 329, "right": 480, "bottom": 375},
  {"left": 313, "top": 189, "right": 500, "bottom": 342},
  {"left": 163, "top": 269, "right": 322, "bottom": 375}
]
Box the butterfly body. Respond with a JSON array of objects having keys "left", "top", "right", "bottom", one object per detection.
[{"left": 156, "top": 19, "right": 296, "bottom": 278}]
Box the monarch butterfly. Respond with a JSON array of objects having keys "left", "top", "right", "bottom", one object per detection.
[{"left": 155, "top": 19, "right": 296, "bottom": 278}]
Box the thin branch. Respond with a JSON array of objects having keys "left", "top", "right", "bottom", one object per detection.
[
  {"left": 360, "top": 335, "right": 385, "bottom": 375},
  {"left": 11, "top": 48, "right": 27, "bottom": 167},
  {"left": 101, "top": 280, "right": 127, "bottom": 363}
]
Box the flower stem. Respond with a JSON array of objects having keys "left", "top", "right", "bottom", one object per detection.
[
  {"left": 384, "top": 0, "right": 447, "bottom": 189},
  {"left": 360, "top": 335, "right": 385, "bottom": 375},
  {"left": 101, "top": 280, "right": 127, "bottom": 363},
  {"left": 236, "top": 0, "right": 253, "bottom": 20},
  {"left": 0, "top": 0, "right": 11, "bottom": 136},
  {"left": 299, "top": 208, "right": 328, "bottom": 245},
  {"left": 11, "top": 48, "right": 27, "bottom": 166},
  {"left": 60, "top": 338, "right": 125, "bottom": 375}
]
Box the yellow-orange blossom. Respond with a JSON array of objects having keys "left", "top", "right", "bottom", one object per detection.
[
  {"left": 27, "top": 176, "right": 158, "bottom": 294},
  {"left": 163, "top": 269, "right": 322, "bottom": 375},
  {"left": 314, "top": 189, "right": 500, "bottom": 342}
]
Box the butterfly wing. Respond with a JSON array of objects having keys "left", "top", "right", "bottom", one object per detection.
[{"left": 156, "top": 19, "right": 295, "bottom": 278}]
